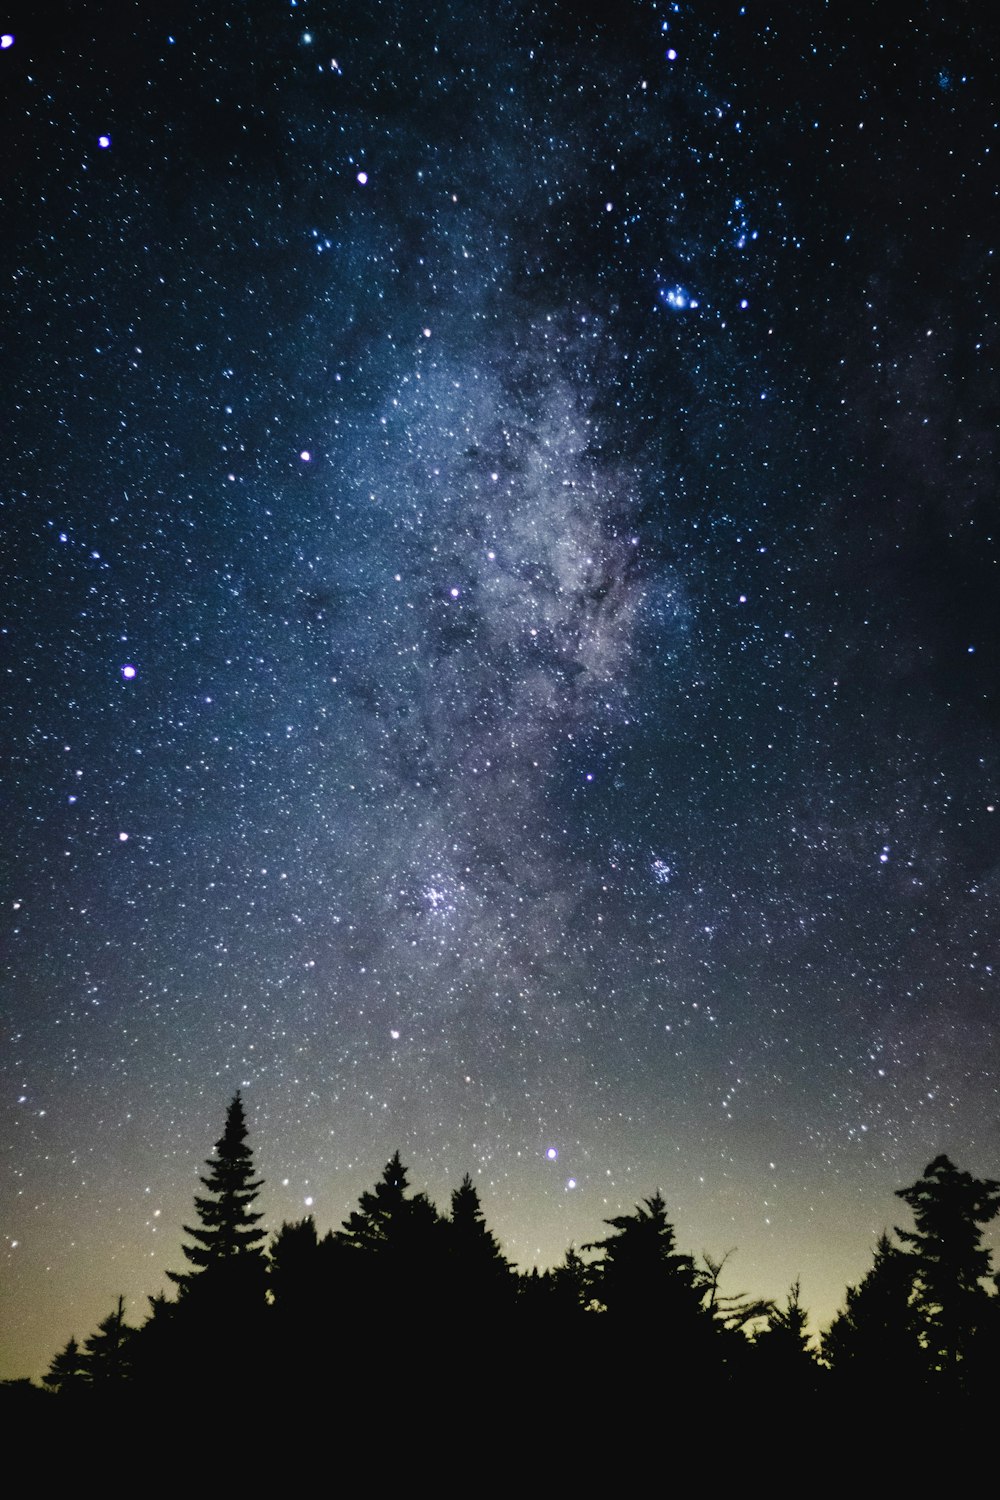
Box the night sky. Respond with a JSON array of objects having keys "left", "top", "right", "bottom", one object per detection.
[{"left": 2, "top": 1, "right": 997, "bottom": 1380}]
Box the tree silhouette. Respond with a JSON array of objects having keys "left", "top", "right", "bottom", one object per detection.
[
  {"left": 82, "top": 1296, "right": 135, "bottom": 1388},
  {"left": 823, "top": 1232, "right": 922, "bottom": 1386},
  {"left": 43, "top": 1335, "right": 89, "bottom": 1394},
  {"left": 699, "top": 1248, "right": 773, "bottom": 1334},
  {"left": 337, "top": 1151, "right": 441, "bottom": 1259},
  {"left": 894, "top": 1154, "right": 1000, "bottom": 1382},
  {"left": 446, "top": 1174, "right": 512, "bottom": 1308},
  {"left": 38, "top": 1112, "right": 1000, "bottom": 1407},
  {"left": 332, "top": 1151, "right": 446, "bottom": 1385},
  {"left": 336, "top": 1151, "right": 443, "bottom": 1308},
  {"left": 269, "top": 1215, "right": 322, "bottom": 1316},
  {"left": 544, "top": 1245, "right": 595, "bottom": 1317},
  {"left": 754, "top": 1279, "right": 815, "bottom": 1375},
  {"left": 585, "top": 1191, "right": 708, "bottom": 1337},
  {"left": 167, "top": 1092, "right": 267, "bottom": 1311}
]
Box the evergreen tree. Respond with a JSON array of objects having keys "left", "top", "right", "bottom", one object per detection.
[
  {"left": 741, "top": 1279, "right": 820, "bottom": 1408},
  {"left": 334, "top": 1152, "right": 445, "bottom": 1381},
  {"left": 43, "top": 1335, "right": 89, "bottom": 1394},
  {"left": 268, "top": 1213, "right": 348, "bottom": 1327},
  {"left": 823, "top": 1233, "right": 922, "bottom": 1385},
  {"left": 517, "top": 1248, "right": 595, "bottom": 1340},
  {"left": 268, "top": 1215, "right": 322, "bottom": 1316},
  {"left": 585, "top": 1191, "right": 708, "bottom": 1335},
  {"left": 336, "top": 1151, "right": 441, "bottom": 1262},
  {"left": 267, "top": 1214, "right": 348, "bottom": 1382},
  {"left": 336, "top": 1151, "right": 443, "bottom": 1308},
  {"left": 894, "top": 1154, "right": 1000, "bottom": 1381},
  {"left": 439, "top": 1173, "right": 514, "bottom": 1325},
  {"left": 447, "top": 1175, "right": 512, "bottom": 1290},
  {"left": 167, "top": 1092, "right": 267, "bottom": 1309},
  {"left": 546, "top": 1246, "right": 594, "bottom": 1316},
  {"left": 754, "top": 1280, "right": 815, "bottom": 1371},
  {"left": 82, "top": 1296, "right": 135, "bottom": 1388}
]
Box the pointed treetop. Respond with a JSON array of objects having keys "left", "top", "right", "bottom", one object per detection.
[
  {"left": 448, "top": 1173, "right": 510, "bottom": 1274},
  {"left": 336, "top": 1151, "right": 442, "bottom": 1260},
  {"left": 450, "top": 1173, "right": 485, "bottom": 1225},
  {"left": 167, "top": 1092, "right": 266, "bottom": 1294},
  {"left": 585, "top": 1190, "right": 679, "bottom": 1257}
]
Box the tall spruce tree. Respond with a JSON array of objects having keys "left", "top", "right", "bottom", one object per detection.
[
  {"left": 822, "top": 1232, "right": 922, "bottom": 1386},
  {"left": 336, "top": 1151, "right": 441, "bottom": 1261},
  {"left": 449, "top": 1175, "right": 509, "bottom": 1271},
  {"left": 43, "top": 1335, "right": 89, "bottom": 1394},
  {"left": 752, "top": 1279, "right": 816, "bottom": 1387},
  {"left": 167, "top": 1092, "right": 267, "bottom": 1309},
  {"left": 894, "top": 1154, "right": 1000, "bottom": 1381},
  {"left": 335, "top": 1151, "right": 444, "bottom": 1323},
  {"left": 446, "top": 1173, "right": 513, "bottom": 1313},
  {"left": 585, "top": 1191, "right": 707, "bottom": 1331},
  {"left": 82, "top": 1295, "right": 135, "bottom": 1388}
]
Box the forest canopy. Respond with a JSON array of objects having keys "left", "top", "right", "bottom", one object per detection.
[{"left": 18, "top": 1097, "right": 1000, "bottom": 1411}]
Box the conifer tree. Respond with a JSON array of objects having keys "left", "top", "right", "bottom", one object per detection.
[
  {"left": 585, "top": 1191, "right": 706, "bottom": 1330},
  {"left": 269, "top": 1215, "right": 322, "bottom": 1314},
  {"left": 335, "top": 1152, "right": 443, "bottom": 1320},
  {"left": 699, "top": 1249, "right": 773, "bottom": 1334},
  {"left": 521, "top": 1246, "right": 594, "bottom": 1320},
  {"left": 552, "top": 1245, "right": 593, "bottom": 1312},
  {"left": 167, "top": 1092, "right": 267, "bottom": 1308},
  {"left": 336, "top": 1151, "right": 441, "bottom": 1260},
  {"left": 448, "top": 1175, "right": 510, "bottom": 1272},
  {"left": 894, "top": 1154, "right": 1000, "bottom": 1380},
  {"left": 445, "top": 1173, "right": 513, "bottom": 1313},
  {"left": 82, "top": 1296, "right": 135, "bottom": 1387},
  {"left": 748, "top": 1280, "right": 818, "bottom": 1399},
  {"left": 755, "top": 1281, "right": 814, "bottom": 1360},
  {"left": 822, "top": 1233, "right": 921, "bottom": 1384},
  {"left": 43, "top": 1335, "right": 89, "bottom": 1394}
]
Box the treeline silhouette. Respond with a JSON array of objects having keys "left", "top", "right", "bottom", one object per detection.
[{"left": 18, "top": 1095, "right": 1000, "bottom": 1417}]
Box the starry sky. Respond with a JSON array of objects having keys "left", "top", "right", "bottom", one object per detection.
[{"left": 2, "top": 0, "right": 998, "bottom": 1379}]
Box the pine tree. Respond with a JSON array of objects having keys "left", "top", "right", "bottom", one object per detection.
[
  {"left": 82, "top": 1295, "right": 135, "bottom": 1388},
  {"left": 448, "top": 1175, "right": 510, "bottom": 1271},
  {"left": 520, "top": 1246, "right": 594, "bottom": 1321},
  {"left": 584, "top": 1191, "right": 707, "bottom": 1333},
  {"left": 43, "top": 1335, "right": 89, "bottom": 1394},
  {"left": 894, "top": 1154, "right": 1000, "bottom": 1381},
  {"left": 754, "top": 1280, "right": 815, "bottom": 1368},
  {"left": 445, "top": 1173, "right": 513, "bottom": 1314},
  {"left": 822, "top": 1232, "right": 922, "bottom": 1385},
  {"left": 550, "top": 1245, "right": 593, "bottom": 1314},
  {"left": 167, "top": 1092, "right": 267, "bottom": 1309},
  {"left": 268, "top": 1215, "right": 321, "bottom": 1315},
  {"left": 336, "top": 1150, "right": 441, "bottom": 1262},
  {"left": 335, "top": 1152, "right": 444, "bottom": 1324}
]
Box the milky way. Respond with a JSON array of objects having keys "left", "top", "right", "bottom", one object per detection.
[{"left": 2, "top": 2, "right": 997, "bottom": 1377}]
